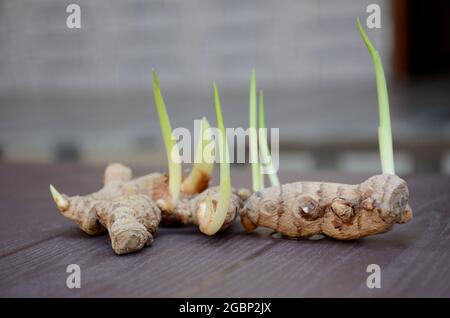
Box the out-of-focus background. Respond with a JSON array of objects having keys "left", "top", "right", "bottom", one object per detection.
[{"left": 1, "top": 0, "right": 449, "bottom": 175}]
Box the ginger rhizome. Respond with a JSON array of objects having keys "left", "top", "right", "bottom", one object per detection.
[
  {"left": 241, "top": 174, "right": 412, "bottom": 240},
  {"left": 50, "top": 163, "right": 163, "bottom": 254},
  {"left": 151, "top": 71, "right": 243, "bottom": 235},
  {"left": 239, "top": 20, "right": 412, "bottom": 240},
  {"left": 50, "top": 162, "right": 245, "bottom": 254},
  {"left": 50, "top": 75, "right": 246, "bottom": 254},
  {"left": 156, "top": 81, "right": 249, "bottom": 234},
  {"left": 169, "top": 186, "right": 248, "bottom": 232}
]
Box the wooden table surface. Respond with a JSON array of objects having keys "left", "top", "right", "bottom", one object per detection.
[{"left": 0, "top": 162, "right": 449, "bottom": 297}]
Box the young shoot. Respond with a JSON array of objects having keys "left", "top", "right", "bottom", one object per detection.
[
  {"left": 181, "top": 117, "right": 215, "bottom": 195},
  {"left": 49, "top": 184, "right": 69, "bottom": 211},
  {"left": 249, "top": 69, "right": 263, "bottom": 192},
  {"left": 198, "top": 82, "right": 232, "bottom": 235},
  {"left": 258, "top": 90, "right": 280, "bottom": 187},
  {"left": 357, "top": 18, "right": 395, "bottom": 175},
  {"left": 152, "top": 69, "right": 182, "bottom": 205}
]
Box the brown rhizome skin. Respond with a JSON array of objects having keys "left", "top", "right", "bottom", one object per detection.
[
  {"left": 51, "top": 163, "right": 246, "bottom": 254},
  {"left": 241, "top": 174, "right": 412, "bottom": 240}
]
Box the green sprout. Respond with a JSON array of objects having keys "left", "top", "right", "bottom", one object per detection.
[
  {"left": 357, "top": 18, "right": 395, "bottom": 175},
  {"left": 152, "top": 69, "right": 182, "bottom": 205},
  {"left": 181, "top": 117, "right": 215, "bottom": 194},
  {"left": 258, "top": 90, "right": 280, "bottom": 187},
  {"left": 198, "top": 82, "right": 232, "bottom": 235},
  {"left": 249, "top": 69, "right": 263, "bottom": 191},
  {"left": 194, "top": 117, "right": 214, "bottom": 175}
]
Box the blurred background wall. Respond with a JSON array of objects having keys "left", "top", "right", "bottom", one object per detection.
[{"left": 0, "top": 0, "right": 449, "bottom": 174}]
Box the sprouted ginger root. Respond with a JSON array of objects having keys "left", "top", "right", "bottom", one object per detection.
[
  {"left": 50, "top": 163, "right": 163, "bottom": 254},
  {"left": 241, "top": 174, "right": 412, "bottom": 240},
  {"left": 50, "top": 163, "right": 245, "bottom": 254},
  {"left": 49, "top": 19, "right": 416, "bottom": 254},
  {"left": 50, "top": 75, "right": 247, "bottom": 254},
  {"left": 172, "top": 186, "right": 250, "bottom": 232},
  {"left": 240, "top": 21, "right": 413, "bottom": 240}
]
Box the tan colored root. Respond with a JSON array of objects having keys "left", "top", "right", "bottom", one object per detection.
[
  {"left": 62, "top": 193, "right": 161, "bottom": 254},
  {"left": 54, "top": 164, "right": 163, "bottom": 254},
  {"left": 165, "top": 186, "right": 247, "bottom": 232},
  {"left": 94, "top": 163, "right": 168, "bottom": 204},
  {"left": 52, "top": 163, "right": 169, "bottom": 254},
  {"left": 53, "top": 163, "right": 244, "bottom": 253},
  {"left": 181, "top": 168, "right": 212, "bottom": 195},
  {"left": 54, "top": 163, "right": 234, "bottom": 232},
  {"left": 95, "top": 195, "right": 161, "bottom": 254},
  {"left": 54, "top": 163, "right": 166, "bottom": 233},
  {"left": 241, "top": 174, "right": 413, "bottom": 240},
  {"left": 103, "top": 163, "right": 133, "bottom": 184}
]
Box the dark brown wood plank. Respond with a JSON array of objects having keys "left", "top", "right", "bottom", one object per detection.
[
  {"left": 0, "top": 163, "right": 449, "bottom": 297},
  {"left": 0, "top": 163, "right": 107, "bottom": 256},
  {"left": 0, "top": 225, "right": 276, "bottom": 297},
  {"left": 187, "top": 191, "right": 450, "bottom": 297}
]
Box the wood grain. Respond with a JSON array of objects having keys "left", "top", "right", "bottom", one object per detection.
[{"left": 0, "top": 163, "right": 449, "bottom": 297}]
